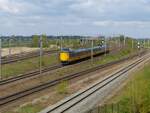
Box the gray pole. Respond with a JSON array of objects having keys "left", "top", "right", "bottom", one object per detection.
[
  {"left": 91, "top": 39, "right": 94, "bottom": 63},
  {"left": 108, "top": 37, "right": 111, "bottom": 50},
  {"left": 115, "top": 37, "right": 118, "bottom": 48},
  {"left": 9, "top": 38, "right": 12, "bottom": 57},
  {"left": 39, "top": 36, "right": 43, "bottom": 75},
  {"left": 147, "top": 39, "right": 148, "bottom": 47},
  {"left": 144, "top": 39, "right": 146, "bottom": 48},
  {"left": 101, "top": 39, "right": 106, "bottom": 55},
  {"left": 132, "top": 39, "right": 134, "bottom": 49},
  {"left": 0, "top": 39, "right": 2, "bottom": 80},
  {"left": 124, "top": 36, "right": 126, "bottom": 47},
  {"left": 60, "top": 37, "right": 63, "bottom": 50},
  {"left": 56, "top": 38, "right": 59, "bottom": 50},
  {"left": 119, "top": 37, "right": 121, "bottom": 49},
  {"left": 20, "top": 38, "right": 23, "bottom": 55},
  {"left": 105, "top": 37, "right": 107, "bottom": 56},
  {"left": 138, "top": 41, "right": 140, "bottom": 56}
]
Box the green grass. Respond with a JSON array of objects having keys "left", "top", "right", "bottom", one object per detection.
[
  {"left": 2, "top": 53, "right": 58, "bottom": 78},
  {"left": 2, "top": 38, "right": 147, "bottom": 113},
  {"left": 106, "top": 63, "right": 150, "bottom": 113},
  {"left": 1, "top": 38, "right": 140, "bottom": 79},
  {"left": 94, "top": 47, "right": 139, "bottom": 65},
  {"left": 5, "top": 104, "right": 43, "bottom": 113},
  {"left": 17, "top": 104, "right": 42, "bottom": 113},
  {"left": 56, "top": 81, "right": 69, "bottom": 94},
  {"left": 7, "top": 48, "right": 142, "bottom": 113},
  {"left": 1, "top": 45, "right": 139, "bottom": 79}
]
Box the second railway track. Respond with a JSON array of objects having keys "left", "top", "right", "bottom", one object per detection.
[
  {"left": 0, "top": 64, "right": 62, "bottom": 85},
  {"left": 1, "top": 49, "right": 58, "bottom": 65}
]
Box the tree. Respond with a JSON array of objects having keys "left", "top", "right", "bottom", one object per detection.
[
  {"left": 32, "top": 35, "right": 39, "bottom": 47},
  {"left": 119, "top": 35, "right": 125, "bottom": 42},
  {"left": 42, "top": 34, "right": 49, "bottom": 48}
]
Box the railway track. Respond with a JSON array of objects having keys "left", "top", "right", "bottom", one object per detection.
[
  {"left": 0, "top": 51, "right": 145, "bottom": 86},
  {"left": 1, "top": 50, "right": 58, "bottom": 65},
  {"left": 0, "top": 52, "right": 147, "bottom": 107},
  {"left": 42, "top": 56, "right": 146, "bottom": 113},
  {"left": 0, "top": 64, "right": 62, "bottom": 85}
]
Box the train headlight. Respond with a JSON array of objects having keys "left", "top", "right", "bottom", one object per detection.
[{"left": 60, "top": 52, "right": 69, "bottom": 61}]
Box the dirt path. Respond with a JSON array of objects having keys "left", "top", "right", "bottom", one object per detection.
[{"left": 2, "top": 47, "right": 39, "bottom": 57}]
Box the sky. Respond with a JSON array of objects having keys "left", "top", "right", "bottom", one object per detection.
[{"left": 0, "top": 0, "right": 150, "bottom": 38}]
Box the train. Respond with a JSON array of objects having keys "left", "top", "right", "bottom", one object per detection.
[{"left": 59, "top": 45, "right": 109, "bottom": 64}]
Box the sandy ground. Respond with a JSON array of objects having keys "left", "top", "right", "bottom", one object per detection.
[{"left": 1, "top": 47, "right": 39, "bottom": 57}]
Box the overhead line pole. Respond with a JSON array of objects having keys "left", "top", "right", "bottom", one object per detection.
[
  {"left": 9, "top": 38, "right": 12, "bottom": 58},
  {"left": 132, "top": 39, "right": 134, "bottom": 49},
  {"left": 144, "top": 39, "right": 146, "bottom": 48},
  {"left": 105, "top": 37, "right": 107, "bottom": 56},
  {"left": 124, "top": 36, "right": 126, "bottom": 47},
  {"left": 39, "top": 36, "right": 43, "bottom": 75},
  {"left": 60, "top": 37, "right": 63, "bottom": 51},
  {"left": 20, "top": 37, "right": 23, "bottom": 55},
  {"left": 138, "top": 41, "right": 140, "bottom": 56},
  {"left": 91, "top": 39, "right": 94, "bottom": 63},
  {"left": 109, "top": 36, "right": 111, "bottom": 50},
  {"left": 0, "top": 39, "right": 2, "bottom": 80},
  {"left": 118, "top": 36, "right": 121, "bottom": 50}
]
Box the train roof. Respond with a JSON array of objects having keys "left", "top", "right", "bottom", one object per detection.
[
  {"left": 77, "top": 45, "right": 107, "bottom": 51},
  {"left": 61, "top": 45, "right": 107, "bottom": 53}
]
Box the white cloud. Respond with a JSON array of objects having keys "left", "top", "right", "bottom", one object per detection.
[
  {"left": 0, "top": 0, "right": 24, "bottom": 14},
  {"left": 0, "top": 0, "right": 41, "bottom": 15},
  {"left": 0, "top": 0, "right": 150, "bottom": 37},
  {"left": 70, "top": 0, "right": 150, "bottom": 20},
  {"left": 93, "top": 20, "right": 150, "bottom": 28}
]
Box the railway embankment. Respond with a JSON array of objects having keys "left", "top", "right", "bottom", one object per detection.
[
  {"left": 0, "top": 47, "right": 146, "bottom": 113},
  {"left": 103, "top": 61, "right": 150, "bottom": 113},
  {"left": 38, "top": 52, "right": 150, "bottom": 113},
  {"left": 86, "top": 53, "right": 150, "bottom": 113},
  {"left": 0, "top": 51, "right": 146, "bottom": 113}
]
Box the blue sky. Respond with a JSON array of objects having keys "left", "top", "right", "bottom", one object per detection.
[{"left": 0, "top": 0, "right": 150, "bottom": 38}]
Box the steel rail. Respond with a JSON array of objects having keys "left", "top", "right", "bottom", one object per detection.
[
  {"left": 0, "top": 52, "right": 146, "bottom": 107},
  {"left": 0, "top": 64, "right": 62, "bottom": 85},
  {"left": 0, "top": 51, "right": 145, "bottom": 86},
  {"left": 51, "top": 59, "right": 143, "bottom": 113},
  {"left": 1, "top": 50, "right": 58, "bottom": 65},
  {"left": 0, "top": 52, "right": 141, "bottom": 86}
]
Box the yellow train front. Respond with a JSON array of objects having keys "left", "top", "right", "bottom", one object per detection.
[{"left": 59, "top": 46, "right": 109, "bottom": 65}]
